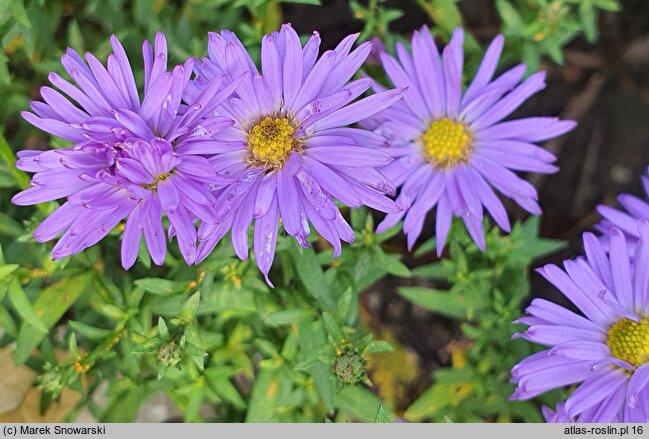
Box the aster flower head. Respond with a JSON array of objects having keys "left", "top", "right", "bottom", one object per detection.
[
  {"left": 510, "top": 221, "right": 649, "bottom": 422},
  {"left": 12, "top": 33, "right": 239, "bottom": 268},
  {"left": 364, "top": 26, "right": 575, "bottom": 254},
  {"left": 191, "top": 24, "right": 406, "bottom": 284}
]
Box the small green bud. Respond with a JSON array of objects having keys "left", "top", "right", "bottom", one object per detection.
[
  {"left": 36, "top": 369, "right": 64, "bottom": 396},
  {"left": 157, "top": 341, "right": 182, "bottom": 367},
  {"left": 333, "top": 348, "right": 368, "bottom": 385}
]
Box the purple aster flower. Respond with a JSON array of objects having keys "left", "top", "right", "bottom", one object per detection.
[
  {"left": 596, "top": 166, "right": 649, "bottom": 253},
  {"left": 510, "top": 221, "right": 649, "bottom": 422},
  {"left": 189, "top": 24, "right": 405, "bottom": 284},
  {"left": 12, "top": 33, "right": 239, "bottom": 268},
  {"left": 363, "top": 27, "right": 575, "bottom": 254}
]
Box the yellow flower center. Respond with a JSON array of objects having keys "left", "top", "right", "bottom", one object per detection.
[
  {"left": 142, "top": 171, "right": 173, "bottom": 191},
  {"left": 247, "top": 116, "right": 297, "bottom": 169},
  {"left": 607, "top": 318, "right": 649, "bottom": 367},
  {"left": 421, "top": 118, "right": 473, "bottom": 169}
]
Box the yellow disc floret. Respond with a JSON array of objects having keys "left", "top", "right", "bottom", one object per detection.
[
  {"left": 247, "top": 116, "right": 297, "bottom": 169},
  {"left": 607, "top": 318, "right": 649, "bottom": 367},
  {"left": 421, "top": 118, "right": 473, "bottom": 169}
]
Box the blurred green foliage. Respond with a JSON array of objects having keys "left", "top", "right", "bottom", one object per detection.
[
  {"left": 400, "top": 217, "right": 567, "bottom": 422},
  {"left": 0, "top": 0, "right": 617, "bottom": 424}
]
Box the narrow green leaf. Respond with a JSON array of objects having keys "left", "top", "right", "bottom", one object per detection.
[
  {"left": 0, "top": 135, "right": 31, "bottom": 191},
  {"left": 413, "top": 236, "right": 436, "bottom": 257},
  {"left": 398, "top": 286, "right": 467, "bottom": 319},
  {"left": 0, "top": 213, "right": 23, "bottom": 237},
  {"left": 68, "top": 332, "right": 78, "bottom": 357},
  {"left": 288, "top": 243, "right": 335, "bottom": 310},
  {"left": 322, "top": 311, "right": 344, "bottom": 342},
  {"left": 375, "top": 222, "right": 402, "bottom": 243},
  {"left": 206, "top": 375, "right": 246, "bottom": 409},
  {"left": 245, "top": 369, "right": 282, "bottom": 422},
  {"left": 13, "top": 274, "right": 91, "bottom": 364},
  {"left": 68, "top": 320, "right": 112, "bottom": 340},
  {"left": 8, "top": 279, "right": 47, "bottom": 333},
  {"left": 411, "top": 262, "right": 453, "bottom": 280},
  {"left": 496, "top": 0, "right": 524, "bottom": 33},
  {"left": 11, "top": 0, "right": 31, "bottom": 27},
  {"left": 135, "top": 278, "right": 178, "bottom": 295},
  {"left": 264, "top": 308, "right": 314, "bottom": 326},
  {"left": 179, "top": 291, "right": 201, "bottom": 324},
  {"left": 404, "top": 383, "right": 460, "bottom": 421},
  {"left": 67, "top": 19, "right": 84, "bottom": 53},
  {"left": 365, "top": 340, "right": 393, "bottom": 354},
  {"left": 374, "top": 248, "right": 411, "bottom": 277},
  {"left": 158, "top": 317, "right": 170, "bottom": 341},
  {"left": 336, "top": 386, "right": 395, "bottom": 422},
  {"left": 0, "top": 264, "right": 18, "bottom": 281},
  {"left": 309, "top": 362, "right": 335, "bottom": 412}
]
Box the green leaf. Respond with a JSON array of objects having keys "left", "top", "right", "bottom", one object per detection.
[
  {"left": 135, "top": 278, "right": 179, "bottom": 295},
  {"left": 365, "top": 340, "right": 393, "bottom": 354},
  {"left": 350, "top": 207, "right": 368, "bottom": 230},
  {"left": 373, "top": 248, "right": 411, "bottom": 277},
  {"left": 375, "top": 222, "right": 402, "bottom": 243},
  {"left": 206, "top": 374, "right": 246, "bottom": 410},
  {"left": 398, "top": 286, "right": 467, "bottom": 319},
  {"left": 579, "top": 1, "right": 597, "bottom": 42},
  {"left": 404, "top": 383, "right": 463, "bottom": 421},
  {"left": 288, "top": 243, "right": 335, "bottom": 311},
  {"left": 516, "top": 217, "right": 566, "bottom": 260},
  {"left": 0, "top": 51, "right": 9, "bottom": 85},
  {"left": 137, "top": 241, "right": 151, "bottom": 269},
  {"left": 11, "top": 0, "right": 31, "bottom": 27},
  {"left": 322, "top": 311, "right": 344, "bottom": 342},
  {"left": 0, "top": 134, "right": 31, "bottom": 191},
  {"left": 158, "top": 317, "right": 170, "bottom": 341},
  {"left": 68, "top": 332, "right": 78, "bottom": 357},
  {"left": 0, "top": 263, "right": 18, "bottom": 281},
  {"left": 13, "top": 274, "right": 91, "bottom": 364},
  {"left": 419, "top": 0, "right": 463, "bottom": 34},
  {"left": 411, "top": 262, "right": 453, "bottom": 280},
  {"left": 413, "top": 236, "right": 436, "bottom": 257},
  {"left": 0, "top": 305, "right": 16, "bottom": 337},
  {"left": 68, "top": 320, "right": 112, "bottom": 340},
  {"left": 8, "top": 279, "right": 47, "bottom": 333},
  {"left": 264, "top": 308, "right": 314, "bottom": 326},
  {"left": 374, "top": 404, "right": 390, "bottom": 423},
  {"left": 0, "top": 213, "right": 24, "bottom": 237},
  {"left": 245, "top": 369, "right": 282, "bottom": 422},
  {"left": 179, "top": 291, "right": 201, "bottom": 324},
  {"left": 336, "top": 386, "right": 394, "bottom": 422},
  {"left": 496, "top": 0, "right": 523, "bottom": 31},
  {"left": 66, "top": 19, "right": 84, "bottom": 53},
  {"left": 309, "top": 362, "right": 335, "bottom": 412},
  {"left": 183, "top": 381, "right": 206, "bottom": 422}
]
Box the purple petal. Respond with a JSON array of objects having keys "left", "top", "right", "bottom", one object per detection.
[
  {"left": 254, "top": 196, "right": 279, "bottom": 286},
  {"left": 121, "top": 200, "right": 145, "bottom": 269}
]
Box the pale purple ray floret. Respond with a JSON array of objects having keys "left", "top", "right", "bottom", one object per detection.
[
  {"left": 596, "top": 165, "right": 649, "bottom": 253},
  {"left": 189, "top": 24, "right": 406, "bottom": 285},
  {"left": 12, "top": 33, "right": 239, "bottom": 268},
  {"left": 362, "top": 26, "right": 576, "bottom": 254},
  {"left": 510, "top": 220, "right": 649, "bottom": 422}
]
